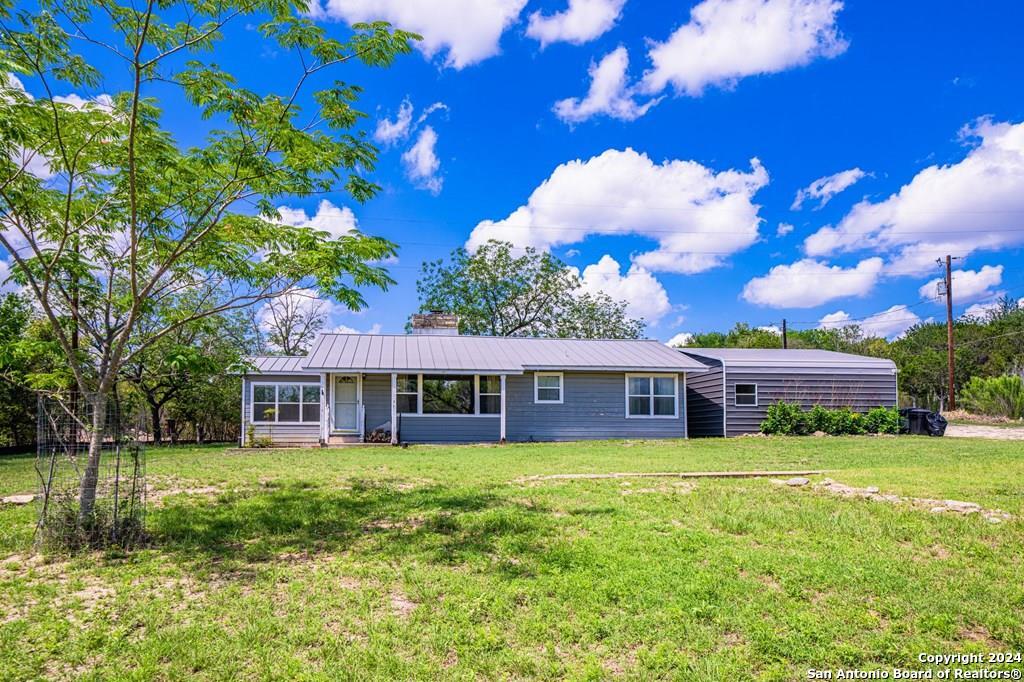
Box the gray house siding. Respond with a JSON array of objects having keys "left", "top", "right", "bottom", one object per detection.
[
  {"left": 683, "top": 355, "right": 725, "bottom": 437},
  {"left": 505, "top": 372, "right": 686, "bottom": 442},
  {"left": 723, "top": 370, "right": 897, "bottom": 437},
  {"left": 399, "top": 416, "right": 500, "bottom": 443},
  {"left": 242, "top": 374, "right": 321, "bottom": 446},
  {"left": 362, "top": 374, "right": 391, "bottom": 433}
]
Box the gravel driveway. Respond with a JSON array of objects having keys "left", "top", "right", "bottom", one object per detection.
[{"left": 945, "top": 424, "right": 1024, "bottom": 440}]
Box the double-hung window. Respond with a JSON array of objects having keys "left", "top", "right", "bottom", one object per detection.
[
  {"left": 534, "top": 372, "right": 563, "bottom": 404},
  {"left": 478, "top": 376, "right": 501, "bottom": 414},
  {"left": 626, "top": 375, "right": 677, "bottom": 418},
  {"left": 252, "top": 383, "right": 320, "bottom": 423},
  {"left": 396, "top": 375, "right": 419, "bottom": 414}
]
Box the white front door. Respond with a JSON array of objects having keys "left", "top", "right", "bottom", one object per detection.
[{"left": 333, "top": 375, "right": 359, "bottom": 432}]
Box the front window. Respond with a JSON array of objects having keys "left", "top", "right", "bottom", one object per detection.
[
  {"left": 397, "top": 374, "right": 419, "bottom": 413},
  {"left": 627, "top": 375, "right": 677, "bottom": 418},
  {"left": 479, "top": 375, "right": 501, "bottom": 414},
  {"left": 422, "top": 375, "right": 474, "bottom": 414},
  {"left": 534, "top": 372, "right": 563, "bottom": 404},
  {"left": 735, "top": 384, "right": 757, "bottom": 406},
  {"left": 252, "top": 383, "right": 320, "bottom": 423}
]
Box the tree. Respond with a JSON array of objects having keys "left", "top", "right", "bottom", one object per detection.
[
  {"left": 0, "top": 293, "right": 37, "bottom": 446},
  {"left": 0, "top": 1, "right": 417, "bottom": 524},
  {"left": 256, "top": 289, "right": 327, "bottom": 355},
  {"left": 416, "top": 240, "right": 645, "bottom": 338}
]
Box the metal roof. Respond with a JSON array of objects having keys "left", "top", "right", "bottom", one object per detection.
[
  {"left": 300, "top": 334, "right": 710, "bottom": 373},
  {"left": 247, "top": 356, "right": 314, "bottom": 374},
  {"left": 678, "top": 348, "right": 896, "bottom": 371}
]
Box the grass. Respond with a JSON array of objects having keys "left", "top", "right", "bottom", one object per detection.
[{"left": 1, "top": 437, "right": 1022, "bottom": 680}]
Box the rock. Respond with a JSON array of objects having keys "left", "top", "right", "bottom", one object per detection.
[
  {"left": 930, "top": 506, "right": 947, "bottom": 514},
  {"left": 1, "top": 494, "right": 34, "bottom": 505},
  {"left": 943, "top": 500, "right": 981, "bottom": 513},
  {"left": 784, "top": 477, "right": 810, "bottom": 487},
  {"left": 820, "top": 478, "right": 834, "bottom": 486},
  {"left": 987, "top": 516, "right": 1003, "bottom": 524},
  {"left": 865, "top": 486, "right": 880, "bottom": 494},
  {"left": 812, "top": 431, "right": 827, "bottom": 437}
]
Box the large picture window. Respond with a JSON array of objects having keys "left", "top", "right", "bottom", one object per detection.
[
  {"left": 626, "top": 375, "right": 677, "bottom": 418},
  {"left": 252, "top": 383, "right": 320, "bottom": 423},
  {"left": 422, "top": 375, "right": 474, "bottom": 414},
  {"left": 397, "top": 374, "right": 502, "bottom": 415}
]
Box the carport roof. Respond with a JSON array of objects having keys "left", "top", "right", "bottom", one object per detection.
[{"left": 678, "top": 348, "right": 896, "bottom": 371}]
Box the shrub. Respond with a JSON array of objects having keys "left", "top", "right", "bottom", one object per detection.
[
  {"left": 960, "top": 375, "right": 1024, "bottom": 420},
  {"left": 760, "top": 401, "right": 808, "bottom": 435},
  {"left": 864, "top": 406, "right": 901, "bottom": 434},
  {"left": 807, "top": 405, "right": 831, "bottom": 433}
]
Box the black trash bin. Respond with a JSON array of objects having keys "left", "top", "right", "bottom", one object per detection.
[{"left": 899, "top": 408, "right": 947, "bottom": 436}]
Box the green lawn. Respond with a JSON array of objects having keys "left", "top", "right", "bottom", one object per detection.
[{"left": 1, "top": 437, "right": 1022, "bottom": 680}]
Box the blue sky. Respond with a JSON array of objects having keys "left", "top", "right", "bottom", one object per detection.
[{"left": 7, "top": 0, "right": 1024, "bottom": 343}]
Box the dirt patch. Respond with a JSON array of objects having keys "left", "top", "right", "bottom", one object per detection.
[
  {"left": 518, "top": 470, "right": 825, "bottom": 483},
  {"left": 621, "top": 482, "right": 694, "bottom": 496},
  {"left": 945, "top": 424, "right": 1024, "bottom": 441},
  {"left": 813, "top": 480, "right": 1012, "bottom": 523},
  {"left": 959, "top": 625, "right": 1001, "bottom": 647},
  {"left": 146, "top": 479, "right": 226, "bottom": 505},
  {"left": 363, "top": 516, "right": 425, "bottom": 532},
  {"left": 389, "top": 590, "right": 417, "bottom": 618}
]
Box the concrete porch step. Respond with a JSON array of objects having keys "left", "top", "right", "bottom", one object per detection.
[{"left": 326, "top": 434, "right": 363, "bottom": 445}]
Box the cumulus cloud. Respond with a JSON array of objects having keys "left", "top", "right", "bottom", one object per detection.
[
  {"left": 665, "top": 331, "right": 694, "bottom": 347},
  {"left": 276, "top": 200, "right": 358, "bottom": 239},
  {"left": 53, "top": 92, "right": 115, "bottom": 111},
  {"left": 572, "top": 254, "right": 671, "bottom": 323},
  {"left": 553, "top": 47, "right": 662, "bottom": 123},
  {"left": 308, "top": 0, "right": 527, "bottom": 69},
  {"left": 741, "top": 257, "right": 883, "bottom": 308},
  {"left": 917, "top": 265, "right": 1003, "bottom": 303},
  {"left": 791, "top": 167, "right": 866, "bottom": 210},
  {"left": 334, "top": 322, "right": 384, "bottom": 335},
  {"left": 467, "top": 148, "right": 769, "bottom": 274},
  {"left": 640, "top": 0, "right": 847, "bottom": 97},
  {"left": 401, "top": 126, "right": 443, "bottom": 195},
  {"left": 804, "top": 119, "right": 1024, "bottom": 275},
  {"left": 776, "top": 222, "right": 795, "bottom": 236},
  {"left": 964, "top": 297, "right": 1023, "bottom": 320},
  {"left": 373, "top": 98, "right": 415, "bottom": 146},
  {"left": 526, "top": 0, "right": 626, "bottom": 48},
  {"left": 818, "top": 304, "right": 922, "bottom": 339}
]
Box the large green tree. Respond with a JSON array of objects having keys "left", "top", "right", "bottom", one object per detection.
[
  {"left": 416, "top": 240, "right": 645, "bottom": 338},
  {"left": 0, "top": 0, "right": 416, "bottom": 522}
]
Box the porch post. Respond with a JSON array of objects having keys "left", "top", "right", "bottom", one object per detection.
[
  {"left": 499, "top": 374, "right": 507, "bottom": 444},
  {"left": 320, "top": 372, "right": 328, "bottom": 446},
  {"left": 390, "top": 372, "right": 398, "bottom": 445}
]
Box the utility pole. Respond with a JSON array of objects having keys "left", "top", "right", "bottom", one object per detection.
[
  {"left": 781, "top": 318, "right": 788, "bottom": 349},
  {"left": 940, "top": 255, "right": 957, "bottom": 411}
]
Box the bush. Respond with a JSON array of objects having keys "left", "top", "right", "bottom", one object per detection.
[
  {"left": 865, "top": 406, "right": 901, "bottom": 434},
  {"left": 761, "top": 404, "right": 899, "bottom": 435},
  {"left": 760, "top": 401, "right": 808, "bottom": 435},
  {"left": 960, "top": 375, "right": 1024, "bottom": 420}
]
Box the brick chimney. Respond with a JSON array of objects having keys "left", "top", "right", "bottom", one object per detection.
[{"left": 410, "top": 311, "right": 460, "bottom": 335}]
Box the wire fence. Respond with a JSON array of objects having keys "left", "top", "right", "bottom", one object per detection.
[{"left": 35, "top": 393, "right": 146, "bottom": 551}]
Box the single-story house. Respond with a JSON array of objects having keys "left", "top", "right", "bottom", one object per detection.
[
  {"left": 240, "top": 313, "right": 709, "bottom": 446},
  {"left": 678, "top": 348, "right": 898, "bottom": 437}
]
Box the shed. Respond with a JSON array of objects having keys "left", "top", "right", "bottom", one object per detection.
[{"left": 678, "top": 348, "right": 898, "bottom": 437}]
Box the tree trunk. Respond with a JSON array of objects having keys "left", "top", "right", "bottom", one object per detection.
[
  {"left": 78, "top": 392, "right": 108, "bottom": 523},
  {"left": 150, "top": 404, "right": 163, "bottom": 444}
]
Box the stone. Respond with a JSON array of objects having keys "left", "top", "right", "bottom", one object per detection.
[
  {"left": 1, "top": 494, "right": 34, "bottom": 505},
  {"left": 865, "top": 486, "right": 880, "bottom": 494},
  {"left": 812, "top": 431, "right": 828, "bottom": 437},
  {"left": 943, "top": 500, "right": 981, "bottom": 513},
  {"left": 784, "top": 477, "right": 810, "bottom": 487}
]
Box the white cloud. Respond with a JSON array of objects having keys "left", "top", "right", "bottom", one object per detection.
[
  {"left": 742, "top": 257, "right": 883, "bottom": 308},
  {"left": 819, "top": 304, "right": 922, "bottom": 339},
  {"left": 276, "top": 200, "right": 358, "bottom": 239},
  {"left": 402, "top": 126, "right": 443, "bottom": 195},
  {"left": 964, "top": 297, "right": 1023, "bottom": 320},
  {"left": 373, "top": 98, "right": 415, "bottom": 146},
  {"left": 640, "top": 0, "right": 847, "bottom": 97},
  {"left": 572, "top": 254, "right": 671, "bottom": 323},
  {"left": 467, "top": 148, "right": 769, "bottom": 274},
  {"left": 310, "top": 0, "right": 527, "bottom": 69},
  {"left": 917, "top": 265, "right": 1003, "bottom": 303},
  {"left": 553, "top": 47, "right": 662, "bottom": 124},
  {"left": 791, "top": 167, "right": 866, "bottom": 209},
  {"left": 52, "top": 92, "right": 114, "bottom": 111},
  {"left": 334, "top": 322, "right": 383, "bottom": 335},
  {"left": 665, "top": 331, "right": 693, "bottom": 347},
  {"left": 757, "top": 324, "right": 781, "bottom": 335},
  {"left": 776, "top": 222, "right": 794, "bottom": 236},
  {"left": 0, "top": 259, "right": 19, "bottom": 294},
  {"left": 804, "top": 119, "right": 1024, "bottom": 275},
  {"left": 526, "top": 0, "right": 626, "bottom": 48}
]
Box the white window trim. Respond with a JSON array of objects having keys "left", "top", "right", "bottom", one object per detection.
[
  {"left": 734, "top": 383, "right": 758, "bottom": 407},
  {"left": 478, "top": 375, "right": 501, "bottom": 415},
  {"left": 625, "top": 373, "right": 678, "bottom": 419},
  {"left": 251, "top": 381, "right": 321, "bottom": 424},
  {"left": 534, "top": 372, "right": 564, "bottom": 404},
  {"left": 398, "top": 373, "right": 502, "bottom": 417}
]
